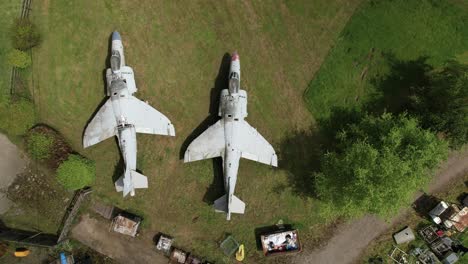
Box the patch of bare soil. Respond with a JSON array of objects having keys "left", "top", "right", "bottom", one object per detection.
[
  {"left": 71, "top": 214, "right": 168, "bottom": 264},
  {"left": 6, "top": 163, "right": 72, "bottom": 231},
  {"left": 7, "top": 166, "right": 69, "bottom": 209}
]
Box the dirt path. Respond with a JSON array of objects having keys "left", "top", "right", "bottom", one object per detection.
[
  {"left": 71, "top": 214, "right": 168, "bottom": 264},
  {"left": 0, "top": 133, "right": 28, "bottom": 214},
  {"left": 293, "top": 149, "right": 468, "bottom": 264}
]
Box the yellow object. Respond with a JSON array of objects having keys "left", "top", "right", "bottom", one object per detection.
[
  {"left": 14, "top": 248, "right": 30, "bottom": 257},
  {"left": 235, "top": 244, "right": 245, "bottom": 261}
]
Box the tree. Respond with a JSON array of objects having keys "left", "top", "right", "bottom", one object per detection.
[
  {"left": 26, "top": 131, "right": 54, "bottom": 160},
  {"left": 11, "top": 18, "right": 41, "bottom": 50},
  {"left": 7, "top": 49, "right": 31, "bottom": 68},
  {"left": 315, "top": 113, "right": 448, "bottom": 219},
  {"left": 57, "top": 155, "right": 95, "bottom": 190},
  {"left": 408, "top": 61, "right": 468, "bottom": 148}
]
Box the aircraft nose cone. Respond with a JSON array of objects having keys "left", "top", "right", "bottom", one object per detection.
[
  {"left": 112, "top": 31, "right": 121, "bottom": 41},
  {"left": 232, "top": 51, "right": 239, "bottom": 61}
]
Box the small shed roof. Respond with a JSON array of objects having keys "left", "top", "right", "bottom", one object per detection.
[
  {"left": 111, "top": 215, "right": 140, "bottom": 237},
  {"left": 393, "top": 226, "right": 415, "bottom": 244}
]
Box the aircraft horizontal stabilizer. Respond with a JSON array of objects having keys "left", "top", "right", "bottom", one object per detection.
[
  {"left": 130, "top": 170, "right": 148, "bottom": 189},
  {"left": 214, "top": 194, "right": 245, "bottom": 220},
  {"left": 230, "top": 195, "right": 245, "bottom": 214},
  {"left": 115, "top": 170, "right": 148, "bottom": 197},
  {"left": 214, "top": 194, "right": 228, "bottom": 213}
]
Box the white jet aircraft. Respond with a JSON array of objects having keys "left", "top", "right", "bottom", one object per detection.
[
  {"left": 184, "top": 52, "right": 277, "bottom": 220},
  {"left": 83, "top": 31, "right": 175, "bottom": 197}
]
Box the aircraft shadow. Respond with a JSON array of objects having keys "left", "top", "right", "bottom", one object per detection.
[
  {"left": 81, "top": 32, "right": 113, "bottom": 142},
  {"left": 179, "top": 53, "right": 231, "bottom": 205}
]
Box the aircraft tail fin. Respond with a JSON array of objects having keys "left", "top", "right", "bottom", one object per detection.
[
  {"left": 115, "top": 170, "right": 148, "bottom": 197},
  {"left": 214, "top": 194, "right": 245, "bottom": 220}
]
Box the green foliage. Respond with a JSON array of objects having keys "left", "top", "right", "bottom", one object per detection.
[
  {"left": 26, "top": 131, "right": 54, "bottom": 160},
  {"left": 304, "top": 0, "right": 468, "bottom": 119},
  {"left": 11, "top": 18, "right": 41, "bottom": 50},
  {"left": 57, "top": 154, "right": 95, "bottom": 190},
  {"left": 7, "top": 49, "right": 31, "bottom": 68},
  {"left": 0, "top": 99, "right": 35, "bottom": 136},
  {"left": 315, "top": 113, "right": 448, "bottom": 219},
  {"left": 0, "top": 0, "right": 22, "bottom": 103},
  {"left": 408, "top": 61, "right": 468, "bottom": 148}
]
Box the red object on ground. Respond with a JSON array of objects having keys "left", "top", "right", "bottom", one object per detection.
[{"left": 436, "top": 230, "right": 444, "bottom": 237}]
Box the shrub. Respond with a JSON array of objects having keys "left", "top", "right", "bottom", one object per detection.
[
  {"left": 7, "top": 49, "right": 31, "bottom": 68},
  {"left": 57, "top": 155, "right": 95, "bottom": 190},
  {"left": 11, "top": 18, "right": 41, "bottom": 50},
  {"left": 26, "top": 131, "right": 54, "bottom": 160},
  {"left": 0, "top": 99, "right": 35, "bottom": 136}
]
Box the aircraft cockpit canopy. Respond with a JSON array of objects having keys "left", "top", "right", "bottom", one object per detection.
[
  {"left": 229, "top": 72, "right": 240, "bottom": 94},
  {"left": 110, "top": 50, "right": 121, "bottom": 72}
]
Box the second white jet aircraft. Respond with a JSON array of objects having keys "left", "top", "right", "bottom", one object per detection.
[
  {"left": 184, "top": 52, "right": 277, "bottom": 220},
  {"left": 83, "top": 31, "right": 175, "bottom": 197}
]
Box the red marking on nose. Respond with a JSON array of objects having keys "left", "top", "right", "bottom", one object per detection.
[{"left": 232, "top": 52, "right": 239, "bottom": 61}]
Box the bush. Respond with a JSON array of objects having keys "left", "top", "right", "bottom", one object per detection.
[
  {"left": 7, "top": 49, "right": 31, "bottom": 68},
  {"left": 11, "top": 18, "right": 41, "bottom": 50},
  {"left": 0, "top": 99, "right": 35, "bottom": 136},
  {"left": 26, "top": 131, "right": 54, "bottom": 160},
  {"left": 57, "top": 155, "right": 95, "bottom": 190}
]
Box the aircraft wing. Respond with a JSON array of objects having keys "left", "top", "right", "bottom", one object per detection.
[
  {"left": 238, "top": 121, "right": 278, "bottom": 167},
  {"left": 83, "top": 98, "right": 117, "bottom": 148},
  {"left": 184, "top": 120, "right": 225, "bottom": 162},
  {"left": 126, "top": 96, "right": 175, "bottom": 136}
]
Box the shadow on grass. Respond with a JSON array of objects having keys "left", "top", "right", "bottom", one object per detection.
[
  {"left": 279, "top": 107, "right": 364, "bottom": 197},
  {"left": 279, "top": 128, "right": 323, "bottom": 197},
  {"left": 203, "top": 157, "right": 224, "bottom": 204},
  {"left": 366, "top": 54, "right": 432, "bottom": 115},
  {"left": 179, "top": 53, "right": 231, "bottom": 205},
  {"left": 82, "top": 32, "right": 114, "bottom": 144}
]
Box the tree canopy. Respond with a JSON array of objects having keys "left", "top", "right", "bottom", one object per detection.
[
  {"left": 57, "top": 154, "right": 95, "bottom": 190},
  {"left": 7, "top": 49, "right": 31, "bottom": 68},
  {"left": 11, "top": 18, "right": 41, "bottom": 51},
  {"left": 315, "top": 113, "right": 448, "bottom": 219}
]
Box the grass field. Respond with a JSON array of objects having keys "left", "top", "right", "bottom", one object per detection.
[
  {"left": 0, "top": 0, "right": 22, "bottom": 102},
  {"left": 304, "top": 0, "right": 468, "bottom": 119},
  {"left": 30, "top": 0, "right": 360, "bottom": 262}
]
